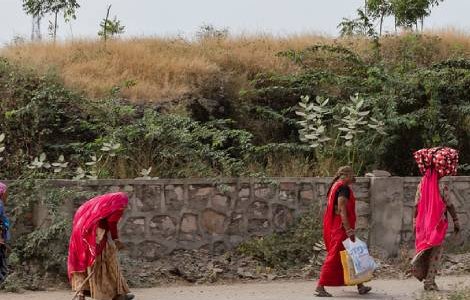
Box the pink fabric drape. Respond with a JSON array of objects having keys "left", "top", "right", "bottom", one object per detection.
[
  {"left": 0, "top": 183, "right": 6, "bottom": 197},
  {"left": 415, "top": 169, "right": 448, "bottom": 254},
  {"left": 67, "top": 192, "right": 128, "bottom": 280}
]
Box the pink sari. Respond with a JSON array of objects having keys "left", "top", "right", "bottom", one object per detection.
[
  {"left": 67, "top": 192, "right": 128, "bottom": 280},
  {"left": 414, "top": 169, "right": 448, "bottom": 255}
]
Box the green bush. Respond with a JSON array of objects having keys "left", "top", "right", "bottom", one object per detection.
[{"left": 237, "top": 204, "right": 322, "bottom": 270}]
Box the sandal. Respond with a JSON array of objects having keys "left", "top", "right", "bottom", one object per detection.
[
  {"left": 315, "top": 288, "right": 333, "bottom": 297},
  {"left": 113, "top": 294, "right": 135, "bottom": 300},
  {"left": 424, "top": 282, "right": 439, "bottom": 291},
  {"left": 358, "top": 285, "right": 372, "bottom": 295}
]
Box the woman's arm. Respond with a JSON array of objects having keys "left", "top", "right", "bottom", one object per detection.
[
  {"left": 443, "top": 185, "right": 460, "bottom": 233},
  {"left": 338, "top": 197, "right": 355, "bottom": 242},
  {"left": 107, "top": 210, "right": 125, "bottom": 249},
  {"left": 413, "top": 183, "right": 421, "bottom": 230}
]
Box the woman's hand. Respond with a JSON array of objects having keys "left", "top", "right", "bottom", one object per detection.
[
  {"left": 346, "top": 228, "right": 356, "bottom": 242},
  {"left": 454, "top": 221, "right": 461, "bottom": 234},
  {"left": 114, "top": 239, "right": 125, "bottom": 251}
]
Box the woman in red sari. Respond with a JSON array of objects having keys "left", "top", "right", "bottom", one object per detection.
[
  {"left": 315, "top": 166, "right": 372, "bottom": 297},
  {"left": 68, "top": 192, "right": 134, "bottom": 300}
]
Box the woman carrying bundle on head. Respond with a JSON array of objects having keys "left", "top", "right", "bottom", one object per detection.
[
  {"left": 412, "top": 147, "right": 460, "bottom": 291},
  {"left": 68, "top": 192, "right": 135, "bottom": 300},
  {"left": 315, "top": 166, "right": 372, "bottom": 297}
]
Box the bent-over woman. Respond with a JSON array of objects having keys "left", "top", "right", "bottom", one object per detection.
[{"left": 68, "top": 192, "right": 134, "bottom": 300}]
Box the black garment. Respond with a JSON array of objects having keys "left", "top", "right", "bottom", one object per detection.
[
  {"left": 0, "top": 245, "right": 7, "bottom": 284},
  {"left": 333, "top": 185, "right": 350, "bottom": 213}
]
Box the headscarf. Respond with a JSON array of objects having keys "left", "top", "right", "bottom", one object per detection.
[
  {"left": 67, "top": 192, "right": 128, "bottom": 280},
  {"left": 413, "top": 147, "right": 458, "bottom": 253},
  {"left": 0, "top": 183, "right": 6, "bottom": 198},
  {"left": 326, "top": 166, "right": 355, "bottom": 197}
]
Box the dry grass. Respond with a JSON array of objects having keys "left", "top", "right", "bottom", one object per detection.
[
  {"left": 2, "top": 30, "right": 470, "bottom": 102},
  {"left": 0, "top": 35, "right": 328, "bottom": 102}
]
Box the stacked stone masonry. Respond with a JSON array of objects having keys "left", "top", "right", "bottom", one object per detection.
[{"left": 39, "top": 177, "right": 469, "bottom": 258}]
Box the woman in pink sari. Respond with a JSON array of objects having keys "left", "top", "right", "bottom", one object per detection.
[
  {"left": 412, "top": 147, "right": 460, "bottom": 291},
  {"left": 68, "top": 192, "right": 134, "bottom": 300}
]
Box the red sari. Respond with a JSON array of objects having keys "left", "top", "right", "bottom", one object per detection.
[
  {"left": 318, "top": 180, "right": 356, "bottom": 286},
  {"left": 67, "top": 192, "right": 128, "bottom": 280}
]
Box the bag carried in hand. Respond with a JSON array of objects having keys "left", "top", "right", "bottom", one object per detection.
[{"left": 340, "top": 238, "right": 377, "bottom": 286}]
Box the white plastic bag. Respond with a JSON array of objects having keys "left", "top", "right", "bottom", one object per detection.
[{"left": 342, "top": 237, "right": 377, "bottom": 274}]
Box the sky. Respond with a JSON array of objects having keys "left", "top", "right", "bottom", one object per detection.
[{"left": 1, "top": 0, "right": 470, "bottom": 44}]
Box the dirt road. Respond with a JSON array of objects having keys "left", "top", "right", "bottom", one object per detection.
[{"left": 2, "top": 276, "right": 469, "bottom": 300}]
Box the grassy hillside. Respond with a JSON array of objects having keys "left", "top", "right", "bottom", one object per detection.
[
  {"left": 3, "top": 30, "right": 470, "bottom": 102},
  {"left": 1, "top": 30, "right": 470, "bottom": 179}
]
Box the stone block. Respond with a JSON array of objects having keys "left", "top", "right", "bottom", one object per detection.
[
  {"left": 135, "top": 241, "right": 168, "bottom": 260},
  {"left": 355, "top": 201, "right": 370, "bottom": 217},
  {"left": 122, "top": 217, "right": 146, "bottom": 236},
  {"left": 188, "top": 185, "right": 213, "bottom": 209},
  {"left": 238, "top": 188, "right": 250, "bottom": 198},
  {"left": 355, "top": 216, "right": 369, "bottom": 230},
  {"left": 201, "top": 209, "right": 226, "bottom": 234},
  {"left": 236, "top": 197, "right": 251, "bottom": 210},
  {"left": 316, "top": 183, "right": 328, "bottom": 198},
  {"left": 165, "top": 185, "right": 184, "bottom": 212},
  {"left": 227, "top": 212, "right": 244, "bottom": 235},
  {"left": 279, "top": 189, "right": 296, "bottom": 204},
  {"left": 136, "top": 185, "right": 161, "bottom": 212},
  {"left": 402, "top": 206, "right": 413, "bottom": 229},
  {"left": 249, "top": 201, "right": 269, "bottom": 218},
  {"left": 149, "top": 215, "right": 176, "bottom": 238},
  {"left": 272, "top": 205, "right": 293, "bottom": 231},
  {"left": 254, "top": 184, "right": 275, "bottom": 200},
  {"left": 279, "top": 182, "right": 296, "bottom": 191},
  {"left": 211, "top": 194, "right": 230, "bottom": 211},
  {"left": 369, "top": 177, "right": 404, "bottom": 257},
  {"left": 180, "top": 214, "right": 199, "bottom": 234},
  {"left": 248, "top": 219, "right": 270, "bottom": 234}
]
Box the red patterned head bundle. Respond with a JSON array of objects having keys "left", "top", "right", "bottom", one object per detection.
[{"left": 413, "top": 147, "right": 459, "bottom": 177}]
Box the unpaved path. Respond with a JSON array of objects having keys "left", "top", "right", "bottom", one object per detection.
[{"left": 2, "top": 276, "right": 470, "bottom": 300}]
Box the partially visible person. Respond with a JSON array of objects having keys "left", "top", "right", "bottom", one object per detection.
[
  {"left": 0, "top": 182, "right": 10, "bottom": 284},
  {"left": 68, "top": 192, "right": 134, "bottom": 300},
  {"left": 315, "top": 166, "right": 372, "bottom": 297},
  {"left": 412, "top": 147, "right": 460, "bottom": 291}
]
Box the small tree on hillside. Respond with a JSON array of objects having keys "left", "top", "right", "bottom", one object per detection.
[
  {"left": 196, "top": 23, "right": 229, "bottom": 40},
  {"left": 23, "top": 0, "right": 80, "bottom": 41},
  {"left": 391, "top": 0, "right": 444, "bottom": 31},
  {"left": 98, "top": 5, "right": 125, "bottom": 42},
  {"left": 367, "top": 0, "right": 392, "bottom": 36},
  {"left": 338, "top": 9, "right": 377, "bottom": 38}
]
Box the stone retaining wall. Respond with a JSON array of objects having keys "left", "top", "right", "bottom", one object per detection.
[
  {"left": 32, "top": 176, "right": 470, "bottom": 258},
  {"left": 60, "top": 178, "right": 370, "bottom": 260}
]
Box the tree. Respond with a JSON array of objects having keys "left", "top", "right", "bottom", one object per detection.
[
  {"left": 367, "top": 0, "right": 392, "bottom": 36},
  {"left": 391, "top": 0, "right": 444, "bottom": 31},
  {"left": 98, "top": 5, "right": 125, "bottom": 42},
  {"left": 22, "top": 0, "right": 80, "bottom": 41},
  {"left": 338, "top": 9, "right": 377, "bottom": 38}
]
